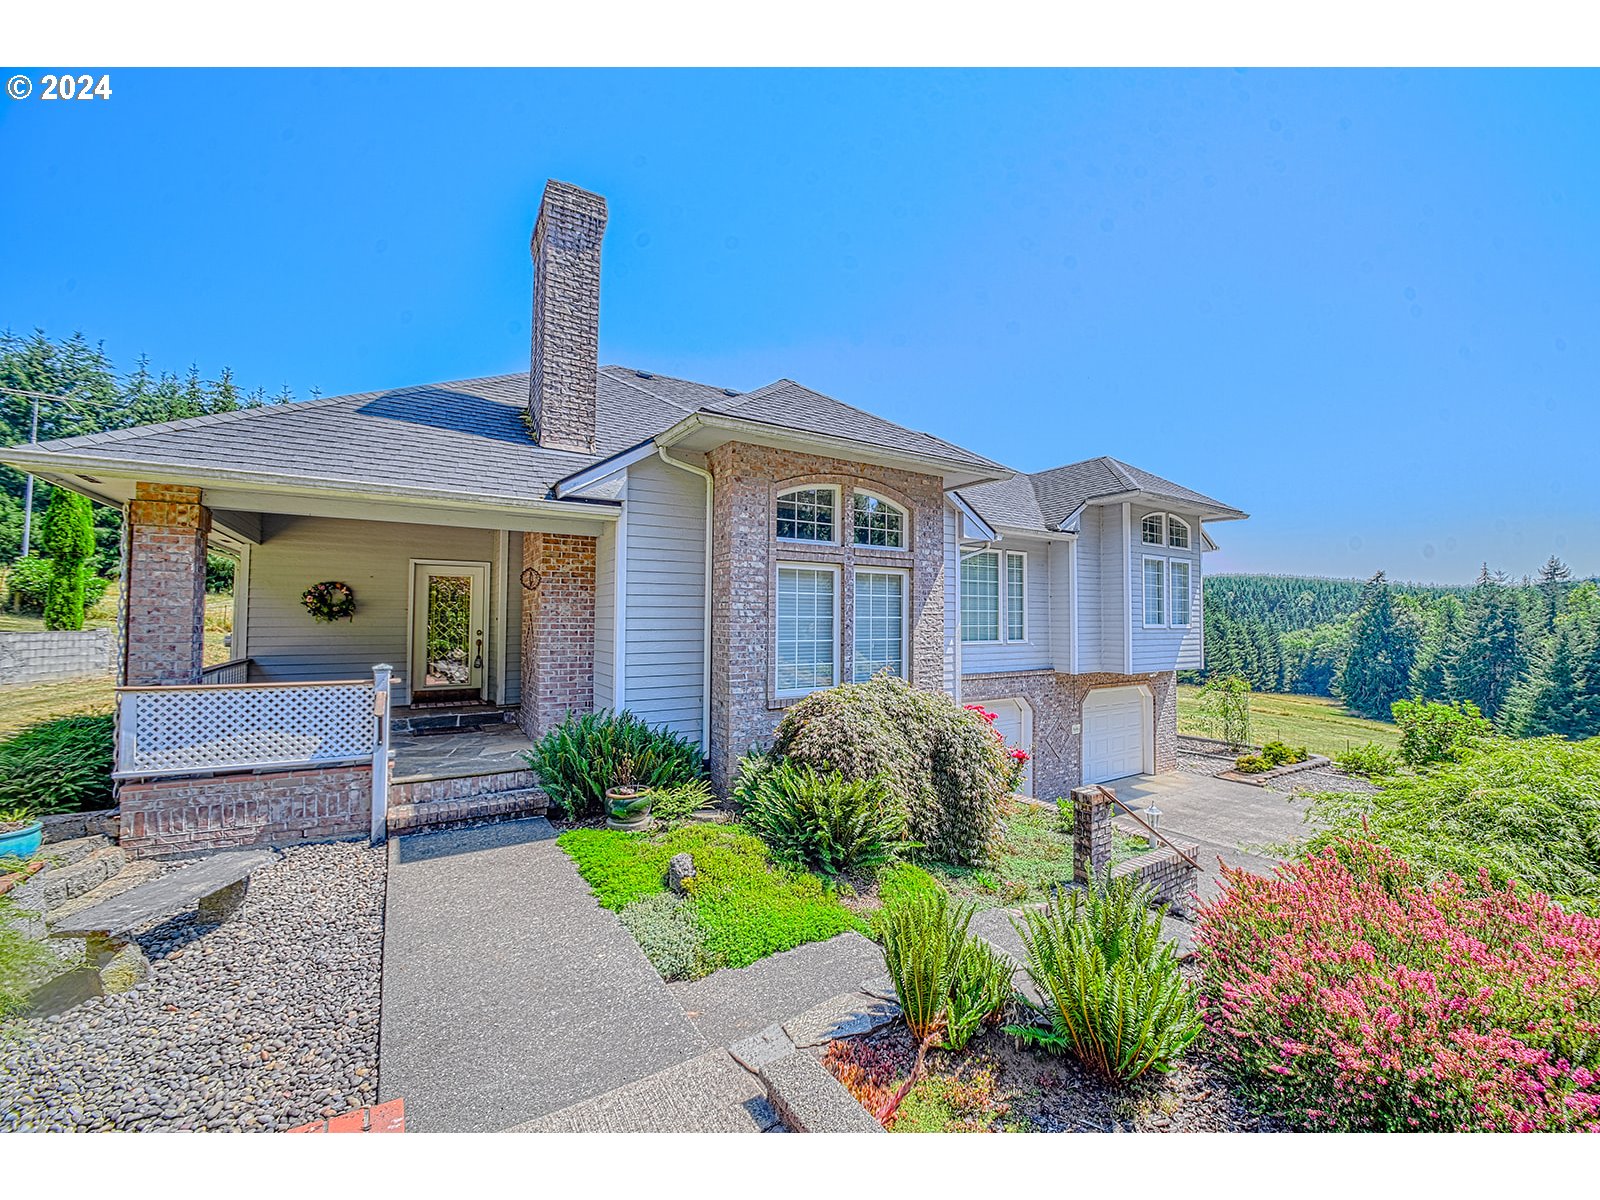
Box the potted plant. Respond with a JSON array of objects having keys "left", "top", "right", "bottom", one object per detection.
[
  {"left": 0, "top": 805, "right": 43, "bottom": 860},
  {"left": 605, "top": 756, "right": 654, "bottom": 831}
]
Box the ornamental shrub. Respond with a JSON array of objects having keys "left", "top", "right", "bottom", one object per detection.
[
  {"left": 3, "top": 555, "right": 52, "bottom": 614},
  {"left": 1195, "top": 674, "right": 1252, "bottom": 750},
  {"left": 1303, "top": 735, "right": 1600, "bottom": 912},
  {"left": 738, "top": 761, "right": 906, "bottom": 877},
  {"left": 1334, "top": 742, "right": 1399, "bottom": 778},
  {"left": 524, "top": 709, "right": 705, "bottom": 818},
  {"left": 1006, "top": 871, "right": 1200, "bottom": 1083},
  {"left": 1391, "top": 698, "right": 1495, "bottom": 769},
  {"left": 877, "top": 888, "right": 975, "bottom": 1043},
  {"left": 770, "top": 675, "right": 1008, "bottom": 867},
  {"left": 1260, "top": 741, "right": 1307, "bottom": 767},
  {"left": 39, "top": 490, "right": 95, "bottom": 631},
  {"left": 0, "top": 714, "right": 115, "bottom": 815},
  {"left": 1196, "top": 839, "right": 1600, "bottom": 1131},
  {"left": 1234, "top": 753, "right": 1269, "bottom": 774}
]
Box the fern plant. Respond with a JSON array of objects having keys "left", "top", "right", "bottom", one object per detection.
[
  {"left": 738, "top": 762, "right": 907, "bottom": 876},
  {"left": 523, "top": 710, "right": 704, "bottom": 819},
  {"left": 1007, "top": 872, "right": 1200, "bottom": 1083},
  {"left": 944, "top": 937, "right": 1014, "bottom": 1051}
]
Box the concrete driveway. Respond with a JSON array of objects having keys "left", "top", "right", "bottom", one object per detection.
[{"left": 1103, "top": 771, "right": 1320, "bottom": 901}]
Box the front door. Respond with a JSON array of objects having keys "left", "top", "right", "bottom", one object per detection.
[{"left": 410, "top": 562, "right": 490, "bottom": 701}]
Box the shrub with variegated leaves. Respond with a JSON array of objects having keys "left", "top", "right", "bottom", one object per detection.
[{"left": 1197, "top": 838, "right": 1600, "bottom": 1132}]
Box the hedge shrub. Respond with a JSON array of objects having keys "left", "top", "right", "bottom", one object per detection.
[
  {"left": 1197, "top": 839, "right": 1600, "bottom": 1131},
  {"left": 770, "top": 675, "right": 1008, "bottom": 867},
  {"left": 0, "top": 714, "right": 115, "bottom": 815}
]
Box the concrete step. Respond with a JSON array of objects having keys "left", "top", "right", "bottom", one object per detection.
[
  {"left": 14, "top": 844, "right": 127, "bottom": 914},
  {"left": 386, "top": 788, "right": 548, "bottom": 835},
  {"left": 390, "top": 707, "right": 516, "bottom": 736},
  {"left": 510, "top": 1049, "right": 782, "bottom": 1132}
]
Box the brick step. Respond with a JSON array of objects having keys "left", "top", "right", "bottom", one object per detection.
[{"left": 386, "top": 788, "right": 548, "bottom": 836}]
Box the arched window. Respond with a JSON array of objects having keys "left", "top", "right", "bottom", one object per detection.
[
  {"left": 851, "top": 491, "right": 907, "bottom": 549},
  {"left": 1166, "top": 516, "right": 1191, "bottom": 550},
  {"left": 775, "top": 485, "right": 838, "bottom": 543},
  {"left": 1141, "top": 513, "right": 1165, "bottom": 545}
]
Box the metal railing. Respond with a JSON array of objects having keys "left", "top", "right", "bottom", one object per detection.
[{"left": 199, "top": 657, "right": 251, "bottom": 685}]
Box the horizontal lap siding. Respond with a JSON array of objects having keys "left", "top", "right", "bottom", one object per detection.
[
  {"left": 593, "top": 518, "right": 617, "bottom": 711},
  {"left": 1077, "top": 509, "right": 1104, "bottom": 672},
  {"left": 1098, "top": 506, "right": 1126, "bottom": 672},
  {"left": 1128, "top": 505, "right": 1203, "bottom": 672},
  {"left": 623, "top": 456, "right": 705, "bottom": 744},
  {"left": 245, "top": 516, "right": 504, "bottom": 696},
  {"left": 960, "top": 535, "right": 1054, "bottom": 674}
]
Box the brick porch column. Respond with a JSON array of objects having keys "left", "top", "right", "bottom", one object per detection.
[
  {"left": 517, "top": 531, "right": 596, "bottom": 738},
  {"left": 123, "top": 483, "right": 210, "bottom": 686}
]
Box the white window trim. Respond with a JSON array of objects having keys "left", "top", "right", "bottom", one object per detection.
[
  {"left": 1169, "top": 558, "right": 1192, "bottom": 628},
  {"left": 1140, "top": 512, "right": 1166, "bottom": 546},
  {"left": 1166, "top": 514, "right": 1192, "bottom": 550},
  {"left": 959, "top": 547, "right": 1030, "bottom": 646},
  {"left": 774, "top": 560, "right": 841, "bottom": 698},
  {"left": 849, "top": 488, "right": 910, "bottom": 551},
  {"left": 1141, "top": 553, "right": 1169, "bottom": 629},
  {"left": 1005, "top": 550, "right": 1028, "bottom": 643},
  {"left": 775, "top": 483, "right": 841, "bottom": 547},
  {"left": 852, "top": 566, "right": 910, "bottom": 683}
]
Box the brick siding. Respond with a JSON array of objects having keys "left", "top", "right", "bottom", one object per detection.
[
  {"left": 529, "top": 181, "right": 605, "bottom": 454},
  {"left": 118, "top": 764, "right": 371, "bottom": 857},
  {"left": 705, "top": 441, "right": 948, "bottom": 791},
  {"left": 123, "top": 483, "right": 210, "bottom": 686},
  {"left": 517, "top": 531, "right": 597, "bottom": 738}
]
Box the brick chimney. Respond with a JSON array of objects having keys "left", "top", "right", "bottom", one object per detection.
[{"left": 528, "top": 180, "right": 607, "bottom": 454}]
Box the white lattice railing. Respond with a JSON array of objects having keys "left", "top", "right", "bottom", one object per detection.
[
  {"left": 115, "top": 665, "right": 394, "bottom": 844},
  {"left": 200, "top": 658, "right": 251, "bottom": 685}
]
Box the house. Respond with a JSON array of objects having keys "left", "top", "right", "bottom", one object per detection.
[{"left": 0, "top": 181, "right": 1245, "bottom": 855}]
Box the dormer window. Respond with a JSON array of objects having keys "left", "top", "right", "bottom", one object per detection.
[
  {"left": 852, "top": 492, "right": 906, "bottom": 549},
  {"left": 1167, "top": 516, "right": 1190, "bottom": 550},
  {"left": 1141, "top": 514, "right": 1165, "bottom": 545},
  {"left": 776, "top": 486, "right": 837, "bottom": 543}
]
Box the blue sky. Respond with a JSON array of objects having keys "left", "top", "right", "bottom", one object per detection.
[{"left": 2, "top": 68, "right": 1594, "bottom": 583}]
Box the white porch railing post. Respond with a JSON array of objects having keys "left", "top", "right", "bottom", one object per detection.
[
  {"left": 115, "top": 690, "right": 137, "bottom": 776},
  {"left": 370, "top": 664, "right": 393, "bottom": 846}
]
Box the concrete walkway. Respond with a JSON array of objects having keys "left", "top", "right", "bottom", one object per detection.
[
  {"left": 378, "top": 818, "right": 708, "bottom": 1131},
  {"left": 1104, "top": 772, "right": 1317, "bottom": 900}
]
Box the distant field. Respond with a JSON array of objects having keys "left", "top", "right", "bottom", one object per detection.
[
  {"left": 1177, "top": 685, "right": 1401, "bottom": 758},
  {"left": 1, "top": 589, "right": 234, "bottom": 664},
  {"left": 0, "top": 673, "right": 114, "bottom": 737}
]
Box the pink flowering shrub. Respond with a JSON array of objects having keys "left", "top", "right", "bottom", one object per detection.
[{"left": 1196, "top": 838, "right": 1600, "bottom": 1132}]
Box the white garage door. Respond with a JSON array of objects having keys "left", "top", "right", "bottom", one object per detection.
[
  {"left": 1083, "top": 687, "right": 1148, "bottom": 784},
  {"left": 987, "top": 698, "right": 1033, "bottom": 797}
]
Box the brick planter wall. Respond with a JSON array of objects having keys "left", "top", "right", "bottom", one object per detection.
[
  {"left": 705, "top": 441, "right": 948, "bottom": 791},
  {"left": 123, "top": 483, "right": 210, "bottom": 686},
  {"left": 118, "top": 764, "right": 371, "bottom": 857},
  {"left": 517, "top": 531, "right": 597, "bottom": 738}
]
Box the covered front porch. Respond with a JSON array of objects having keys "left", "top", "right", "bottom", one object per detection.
[{"left": 107, "top": 477, "right": 605, "bottom": 852}]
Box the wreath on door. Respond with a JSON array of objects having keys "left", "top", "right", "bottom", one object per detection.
[{"left": 302, "top": 580, "right": 356, "bottom": 623}]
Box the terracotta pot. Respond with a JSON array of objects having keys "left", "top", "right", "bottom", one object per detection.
[{"left": 605, "top": 787, "right": 653, "bottom": 831}]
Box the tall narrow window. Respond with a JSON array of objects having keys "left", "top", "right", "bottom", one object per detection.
[
  {"left": 1169, "top": 560, "right": 1192, "bottom": 627},
  {"left": 853, "top": 570, "right": 906, "bottom": 681},
  {"left": 1143, "top": 557, "right": 1166, "bottom": 626},
  {"left": 1006, "top": 552, "right": 1027, "bottom": 641},
  {"left": 776, "top": 565, "right": 836, "bottom": 694},
  {"left": 1141, "top": 514, "right": 1165, "bottom": 545},
  {"left": 960, "top": 551, "right": 1000, "bottom": 642},
  {"left": 775, "top": 487, "right": 836, "bottom": 543},
  {"left": 852, "top": 492, "right": 906, "bottom": 549}
]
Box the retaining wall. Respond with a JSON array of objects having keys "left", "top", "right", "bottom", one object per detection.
[{"left": 0, "top": 628, "right": 115, "bottom": 686}]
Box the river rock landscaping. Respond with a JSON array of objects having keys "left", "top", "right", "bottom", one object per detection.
[{"left": 0, "top": 840, "right": 384, "bottom": 1131}]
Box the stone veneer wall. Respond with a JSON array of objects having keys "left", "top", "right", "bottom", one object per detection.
[
  {"left": 123, "top": 483, "right": 210, "bottom": 686},
  {"left": 528, "top": 181, "right": 606, "bottom": 455},
  {"left": 119, "top": 764, "right": 371, "bottom": 857},
  {"left": 961, "top": 668, "right": 1179, "bottom": 798},
  {"left": 705, "top": 441, "right": 948, "bottom": 791},
  {"left": 517, "top": 531, "right": 597, "bottom": 738}
]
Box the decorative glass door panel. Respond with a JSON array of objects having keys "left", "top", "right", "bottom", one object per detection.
[{"left": 411, "top": 562, "right": 489, "bottom": 698}]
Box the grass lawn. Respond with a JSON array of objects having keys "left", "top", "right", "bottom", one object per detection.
[
  {"left": 0, "top": 674, "right": 115, "bottom": 737},
  {"left": 927, "top": 798, "right": 1149, "bottom": 909},
  {"left": 557, "top": 821, "right": 864, "bottom": 980},
  {"left": 1178, "top": 685, "right": 1401, "bottom": 758}
]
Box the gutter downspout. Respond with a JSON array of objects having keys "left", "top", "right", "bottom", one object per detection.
[{"left": 655, "top": 444, "right": 714, "bottom": 753}]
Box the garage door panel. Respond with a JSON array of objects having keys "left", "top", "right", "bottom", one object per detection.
[{"left": 1083, "top": 688, "right": 1147, "bottom": 784}]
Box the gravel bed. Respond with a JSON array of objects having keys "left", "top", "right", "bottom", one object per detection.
[
  {"left": 0, "top": 840, "right": 385, "bottom": 1132},
  {"left": 1177, "top": 751, "right": 1233, "bottom": 777},
  {"left": 1270, "top": 765, "right": 1378, "bottom": 797}
]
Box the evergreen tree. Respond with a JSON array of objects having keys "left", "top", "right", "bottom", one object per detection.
[
  {"left": 1335, "top": 571, "right": 1417, "bottom": 719},
  {"left": 1457, "top": 564, "right": 1527, "bottom": 725},
  {"left": 1507, "top": 620, "right": 1588, "bottom": 738},
  {"left": 1537, "top": 554, "right": 1573, "bottom": 633},
  {"left": 1410, "top": 595, "right": 1466, "bottom": 701},
  {"left": 208, "top": 366, "right": 240, "bottom": 412},
  {"left": 39, "top": 489, "right": 95, "bottom": 629}
]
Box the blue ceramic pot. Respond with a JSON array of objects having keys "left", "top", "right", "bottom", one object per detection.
[{"left": 0, "top": 820, "right": 43, "bottom": 860}]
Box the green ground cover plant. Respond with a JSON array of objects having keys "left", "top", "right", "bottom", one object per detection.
[
  {"left": 524, "top": 710, "right": 704, "bottom": 819},
  {"left": 0, "top": 713, "right": 114, "bottom": 814},
  {"left": 1197, "top": 838, "right": 1600, "bottom": 1131},
  {"left": 557, "top": 822, "right": 862, "bottom": 979},
  {"left": 0, "top": 892, "right": 54, "bottom": 1019},
  {"left": 1007, "top": 872, "right": 1200, "bottom": 1083},
  {"left": 1303, "top": 735, "right": 1600, "bottom": 912}
]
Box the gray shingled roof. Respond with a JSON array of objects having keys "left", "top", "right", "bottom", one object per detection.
[
  {"left": 958, "top": 456, "right": 1245, "bottom": 533},
  {"left": 9, "top": 364, "right": 1007, "bottom": 501}
]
